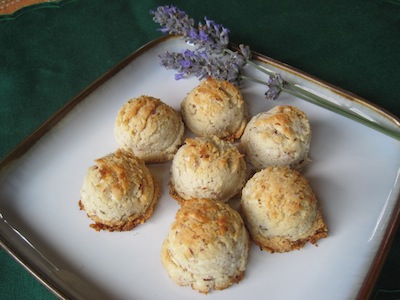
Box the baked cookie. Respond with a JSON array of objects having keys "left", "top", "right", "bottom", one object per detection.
[
  {"left": 79, "top": 149, "right": 159, "bottom": 231},
  {"left": 240, "top": 166, "right": 328, "bottom": 253},
  {"left": 181, "top": 77, "right": 247, "bottom": 140},
  {"left": 170, "top": 136, "right": 247, "bottom": 204},
  {"left": 114, "top": 95, "right": 184, "bottom": 163},
  {"left": 240, "top": 105, "right": 311, "bottom": 171},
  {"left": 161, "top": 199, "right": 250, "bottom": 293}
]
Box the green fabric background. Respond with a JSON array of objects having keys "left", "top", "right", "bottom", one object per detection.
[{"left": 0, "top": 0, "right": 399, "bottom": 299}]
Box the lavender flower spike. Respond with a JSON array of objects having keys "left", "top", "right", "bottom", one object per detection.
[
  {"left": 151, "top": 5, "right": 234, "bottom": 55},
  {"left": 159, "top": 48, "right": 243, "bottom": 85},
  {"left": 265, "top": 73, "right": 285, "bottom": 101},
  {"left": 150, "top": 5, "right": 195, "bottom": 37},
  {"left": 197, "top": 17, "right": 230, "bottom": 54}
]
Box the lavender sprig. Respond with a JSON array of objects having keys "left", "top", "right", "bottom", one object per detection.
[
  {"left": 151, "top": 5, "right": 195, "bottom": 37},
  {"left": 151, "top": 5, "right": 230, "bottom": 55},
  {"left": 151, "top": 5, "right": 400, "bottom": 141},
  {"left": 160, "top": 48, "right": 246, "bottom": 85}
]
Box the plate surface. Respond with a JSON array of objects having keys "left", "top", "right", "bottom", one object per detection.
[{"left": 1, "top": 36, "right": 400, "bottom": 300}]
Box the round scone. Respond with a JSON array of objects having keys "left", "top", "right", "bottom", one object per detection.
[
  {"left": 181, "top": 77, "right": 247, "bottom": 140},
  {"left": 114, "top": 95, "right": 184, "bottom": 163},
  {"left": 161, "top": 199, "right": 250, "bottom": 293},
  {"left": 240, "top": 105, "right": 311, "bottom": 171},
  {"left": 79, "top": 149, "right": 159, "bottom": 232},
  {"left": 170, "top": 136, "right": 247, "bottom": 204},
  {"left": 241, "top": 166, "right": 328, "bottom": 253}
]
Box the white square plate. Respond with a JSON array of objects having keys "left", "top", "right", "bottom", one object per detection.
[{"left": 1, "top": 36, "right": 399, "bottom": 300}]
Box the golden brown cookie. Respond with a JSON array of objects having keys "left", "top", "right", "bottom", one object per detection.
[
  {"left": 79, "top": 149, "right": 159, "bottom": 231},
  {"left": 241, "top": 166, "right": 328, "bottom": 252},
  {"left": 161, "top": 199, "right": 250, "bottom": 293},
  {"left": 170, "top": 136, "right": 247, "bottom": 204},
  {"left": 181, "top": 78, "right": 247, "bottom": 140},
  {"left": 114, "top": 95, "right": 184, "bottom": 163},
  {"left": 240, "top": 105, "right": 311, "bottom": 171}
]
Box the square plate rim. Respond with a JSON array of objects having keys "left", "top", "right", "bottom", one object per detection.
[{"left": 0, "top": 35, "right": 399, "bottom": 300}]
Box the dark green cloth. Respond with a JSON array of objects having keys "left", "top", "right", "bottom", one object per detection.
[{"left": 0, "top": 0, "right": 399, "bottom": 299}]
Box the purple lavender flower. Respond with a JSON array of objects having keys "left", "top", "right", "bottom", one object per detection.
[
  {"left": 265, "top": 74, "right": 285, "bottom": 101},
  {"left": 180, "top": 59, "right": 192, "bottom": 68},
  {"left": 150, "top": 5, "right": 195, "bottom": 37},
  {"left": 197, "top": 17, "right": 230, "bottom": 54},
  {"left": 198, "top": 29, "right": 209, "bottom": 42},
  {"left": 159, "top": 49, "right": 243, "bottom": 85},
  {"left": 151, "top": 5, "right": 238, "bottom": 55},
  {"left": 239, "top": 44, "right": 252, "bottom": 60},
  {"left": 175, "top": 73, "right": 185, "bottom": 80}
]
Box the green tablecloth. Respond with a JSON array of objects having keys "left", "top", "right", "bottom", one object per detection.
[{"left": 0, "top": 0, "right": 399, "bottom": 299}]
